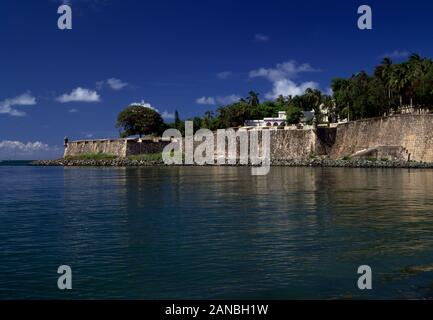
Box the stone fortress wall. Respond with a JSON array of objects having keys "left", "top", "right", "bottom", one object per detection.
[
  {"left": 64, "top": 138, "right": 169, "bottom": 158},
  {"left": 328, "top": 115, "right": 433, "bottom": 162},
  {"left": 63, "top": 115, "right": 433, "bottom": 162}
]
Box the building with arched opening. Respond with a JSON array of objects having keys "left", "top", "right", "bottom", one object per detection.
[{"left": 245, "top": 111, "right": 288, "bottom": 127}]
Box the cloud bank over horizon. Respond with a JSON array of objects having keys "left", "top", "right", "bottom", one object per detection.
[{"left": 0, "top": 140, "right": 61, "bottom": 160}]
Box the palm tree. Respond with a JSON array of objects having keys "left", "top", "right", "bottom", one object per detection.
[
  {"left": 247, "top": 91, "right": 260, "bottom": 107},
  {"left": 374, "top": 57, "right": 393, "bottom": 112},
  {"left": 305, "top": 88, "right": 322, "bottom": 107},
  {"left": 389, "top": 64, "right": 410, "bottom": 109},
  {"left": 202, "top": 111, "right": 214, "bottom": 129},
  {"left": 408, "top": 53, "right": 421, "bottom": 63},
  {"left": 407, "top": 53, "right": 424, "bottom": 111},
  {"left": 305, "top": 88, "right": 323, "bottom": 124},
  {"left": 276, "top": 94, "right": 286, "bottom": 106}
]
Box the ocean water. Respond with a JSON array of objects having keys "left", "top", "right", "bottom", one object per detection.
[{"left": 1, "top": 163, "right": 433, "bottom": 299}]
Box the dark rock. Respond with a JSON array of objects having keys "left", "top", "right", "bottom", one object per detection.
[{"left": 31, "top": 158, "right": 433, "bottom": 169}]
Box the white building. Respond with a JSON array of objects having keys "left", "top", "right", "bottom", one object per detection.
[
  {"left": 244, "top": 111, "right": 287, "bottom": 127},
  {"left": 244, "top": 110, "right": 320, "bottom": 127}
]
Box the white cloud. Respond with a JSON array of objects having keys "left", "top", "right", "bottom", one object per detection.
[
  {"left": 0, "top": 92, "right": 36, "bottom": 117},
  {"left": 381, "top": 50, "right": 410, "bottom": 59},
  {"left": 96, "top": 78, "right": 128, "bottom": 91},
  {"left": 129, "top": 100, "right": 159, "bottom": 112},
  {"left": 217, "top": 71, "right": 232, "bottom": 79},
  {"left": 196, "top": 94, "right": 241, "bottom": 105},
  {"left": 0, "top": 140, "right": 50, "bottom": 152},
  {"left": 161, "top": 111, "right": 175, "bottom": 120},
  {"left": 107, "top": 78, "right": 128, "bottom": 90},
  {"left": 196, "top": 96, "right": 216, "bottom": 105},
  {"left": 68, "top": 108, "right": 79, "bottom": 113},
  {"left": 267, "top": 79, "right": 319, "bottom": 99},
  {"left": 254, "top": 33, "right": 270, "bottom": 42},
  {"left": 249, "top": 60, "right": 319, "bottom": 82},
  {"left": 249, "top": 60, "right": 320, "bottom": 99},
  {"left": 216, "top": 94, "right": 241, "bottom": 104},
  {"left": 0, "top": 140, "right": 62, "bottom": 160},
  {"left": 57, "top": 87, "right": 100, "bottom": 103}
]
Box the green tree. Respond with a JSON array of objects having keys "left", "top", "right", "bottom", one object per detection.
[
  {"left": 275, "top": 94, "right": 287, "bottom": 106},
  {"left": 389, "top": 64, "right": 410, "bottom": 108},
  {"left": 285, "top": 105, "right": 303, "bottom": 124},
  {"left": 213, "top": 100, "right": 259, "bottom": 128},
  {"left": 305, "top": 88, "right": 324, "bottom": 124},
  {"left": 247, "top": 91, "right": 260, "bottom": 107},
  {"left": 257, "top": 101, "right": 280, "bottom": 119},
  {"left": 374, "top": 57, "right": 394, "bottom": 113},
  {"left": 202, "top": 111, "right": 215, "bottom": 130},
  {"left": 174, "top": 110, "right": 181, "bottom": 129},
  {"left": 190, "top": 116, "right": 203, "bottom": 133},
  {"left": 173, "top": 110, "right": 185, "bottom": 134},
  {"left": 116, "top": 104, "right": 165, "bottom": 138}
]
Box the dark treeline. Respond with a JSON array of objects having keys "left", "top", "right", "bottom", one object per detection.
[
  {"left": 333, "top": 53, "right": 433, "bottom": 121},
  {"left": 166, "top": 53, "right": 433, "bottom": 132}
]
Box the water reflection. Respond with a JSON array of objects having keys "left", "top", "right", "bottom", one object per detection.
[
  {"left": 2, "top": 166, "right": 433, "bottom": 298},
  {"left": 115, "top": 167, "right": 433, "bottom": 298}
]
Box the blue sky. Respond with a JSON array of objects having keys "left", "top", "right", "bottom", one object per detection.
[{"left": 1, "top": 0, "right": 433, "bottom": 159}]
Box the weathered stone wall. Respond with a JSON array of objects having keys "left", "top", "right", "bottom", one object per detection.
[
  {"left": 187, "top": 128, "right": 336, "bottom": 160},
  {"left": 329, "top": 115, "right": 433, "bottom": 162},
  {"left": 63, "top": 129, "right": 336, "bottom": 160},
  {"left": 64, "top": 138, "right": 169, "bottom": 158},
  {"left": 64, "top": 139, "right": 128, "bottom": 158},
  {"left": 270, "top": 129, "right": 334, "bottom": 160}
]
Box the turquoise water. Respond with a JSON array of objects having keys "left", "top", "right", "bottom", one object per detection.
[{"left": 1, "top": 164, "right": 433, "bottom": 299}]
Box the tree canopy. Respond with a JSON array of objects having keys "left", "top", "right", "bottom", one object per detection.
[
  {"left": 116, "top": 104, "right": 165, "bottom": 137},
  {"left": 332, "top": 53, "right": 433, "bottom": 120}
]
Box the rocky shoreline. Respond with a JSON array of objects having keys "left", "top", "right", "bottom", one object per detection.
[{"left": 32, "top": 158, "right": 433, "bottom": 168}]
